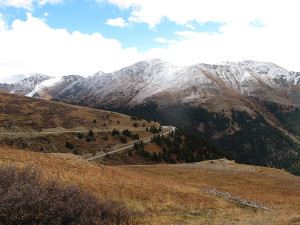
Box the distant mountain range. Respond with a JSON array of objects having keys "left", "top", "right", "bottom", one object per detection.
[
  {"left": 2, "top": 59, "right": 300, "bottom": 108},
  {"left": 53, "top": 59, "right": 300, "bottom": 112},
  {"left": 1, "top": 59, "right": 300, "bottom": 174}
]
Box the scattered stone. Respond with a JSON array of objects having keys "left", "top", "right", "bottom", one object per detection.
[{"left": 203, "top": 188, "right": 271, "bottom": 211}]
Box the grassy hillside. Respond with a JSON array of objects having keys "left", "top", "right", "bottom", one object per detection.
[
  {"left": 0, "top": 91, "right": 165, "bottom": 157},
  {"left": 0, "top": 90, "right": 159, "bottom": 132},
  {"left": 0, "top": 147, "right": 299, "bottom": 224}
]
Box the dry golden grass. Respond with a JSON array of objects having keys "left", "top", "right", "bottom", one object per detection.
[
  {"left": 0, "top": 129, "right": 159, "bottom": 156},
  {"left": 0, "top": 90, "right": 163, "bottom": 158},
  {"left": 0, "top": 147, "right": 299, "bottom": 224},
  {"left": 101, "top": 142, "right": 165, "bottom": 166},
  {"left": 0, "top": 90, "right": 159, "bottom": 132}
]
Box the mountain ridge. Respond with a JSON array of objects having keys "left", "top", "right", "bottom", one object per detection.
[
  {"left": 2, "top": 59, "right": 300, "bottom": 106},
  {"left": 52, "top": 59, "right": 300, "bottom": 112},
  {"left": 1, "top": 59, "right": 300, "bottom": 174}
]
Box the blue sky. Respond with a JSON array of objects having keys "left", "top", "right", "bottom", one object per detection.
[
  {"left": 1, "top": 1, "right": 223, "bottom": 51},
  {"left": 0, "top": 0, "right": 299, "bottom": 81}
]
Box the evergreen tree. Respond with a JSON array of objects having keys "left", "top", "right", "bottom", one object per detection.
[{"left": 88, "top": 130, "right": 94, "bottom": 137}]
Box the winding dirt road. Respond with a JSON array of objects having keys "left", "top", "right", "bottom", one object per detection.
[{"left": 86, "top": 126, "right": 176, "bottom": 161}]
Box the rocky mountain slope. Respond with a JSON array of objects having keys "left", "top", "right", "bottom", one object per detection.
[
  {"left": 2, "top": 59, "right": 300, "bottom": 111},
  {"left": 0, "top": 74, "right": 83, "bottom": 99},
  {"left": 53, "top": 59, "right": 300, "bottom": 111},
  {"left": 0, "top": 74, "right": 52, "bottom": 95},
  {"left": 28, "top": 75, "right": 83, "bottom": 100}
]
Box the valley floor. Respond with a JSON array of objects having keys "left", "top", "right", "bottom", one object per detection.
[{"left": 0, "top": 147, "right": 300, "bottom": 224}]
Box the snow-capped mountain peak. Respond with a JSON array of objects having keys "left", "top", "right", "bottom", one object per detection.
[{"left": 1, "top": 59, "right": 300, "bottom": 111}]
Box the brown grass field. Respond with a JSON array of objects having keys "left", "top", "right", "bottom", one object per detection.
[
  {"left": 0, "top": 146, "right": 299, "bottom": 224},
  {"left": 0, "top": 90, "right": 162, "bottom": 157},
  {"left": 0, "top": 90, "right": 159, "bottom": 132}
]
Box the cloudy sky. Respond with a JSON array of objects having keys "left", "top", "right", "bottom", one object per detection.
[{"left": 0, "top": 0, "right": 299, "bottom": 82}]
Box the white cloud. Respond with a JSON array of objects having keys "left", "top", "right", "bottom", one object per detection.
[
  {"left": 106, "top": 17, "right": 128, "bottom": 28},
  {"left": 44, "top": 12, "right": 48, "bottom": 16},
  {"left": 155, "top": 37, "right": 176, "bottom": 45},
  {"left": 38, "top": 0, "right": 62, "bottom": 6},
  {"left": 144, "top": 20, "right": 300, "bottom": 71},
  {"left": 0, "top": 13, "right": 141, "bottom": 78},
  {"left": 0, "top": 0, "right": 63, "bottom": 10},
  {"left": 97, "top": 0, "right": 300, "bottom": 71},
  {"left": 102, "top": 0, "right": 300, "bottom": 29},
  {"left": 155, "top": 37, "right": 169, "bottom": 43},
  {"left": 186, "top": 24, "right": 195, "bottom": 30}
]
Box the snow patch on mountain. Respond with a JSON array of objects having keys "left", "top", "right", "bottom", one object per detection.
[
  {"left": 0, "top": 74, "right": 53, "bottom": 95},
  {"left": 26, "top": 77, "right": 62, "bottom": 97}
]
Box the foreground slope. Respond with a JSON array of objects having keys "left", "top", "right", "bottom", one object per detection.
[{"left": 0, "top": 147, "right": 299, "bottom": 224}]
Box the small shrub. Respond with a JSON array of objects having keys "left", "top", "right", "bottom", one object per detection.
[
  {"left": 102, "top": 135, "right": 109, "bottom": 141},
  {"left": 0, "top": 165, "right": 138, "bottom": 225},
  {"left": 66, "top": 142, "right": 74, "bottom": 149},
  {"left": 77, "top": 133, "right": 83, "bottom": 139},
  {"left": 132, "top": 133, "right": 139, "bottom": 140},
  {"left": 133, "top": 123, "right": 138, "bottom": 127},
  {"left": 130, "top": 116, "right": 137, "bottom": 121},
  {"left": 93, "top": 119, "right": 97, "bottom": 123},
  {"left": 120, "top": 136, "right": 127, "bottom": 144},
  {"left": 112, "top": 129, "right": 119, "bottom": 136},
  {"left": 69, "top": 143, "right": 74, "bottom": 149},
  {"left": 86, "top": 136, "right": 91, "bottom": 142},
  {"left": 122, "top": 129, "right": 131, "bottom": 137},
  {"left": 128, "top": 150, "right": 133, "bottom": 157},
  {"left": 88, "top": 130, "right": 94, "bottom": 137},
  {"left": 117, "top": 120, "right": 120, "bottom": 124}
]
